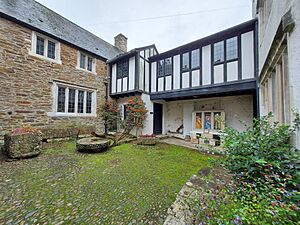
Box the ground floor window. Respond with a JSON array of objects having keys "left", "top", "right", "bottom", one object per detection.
[
  {"left": 192, "top": 111, "right": 225, "bottom": 132},
  {"left": 52, "top": 81, "right": 97, "bottom": 116}
]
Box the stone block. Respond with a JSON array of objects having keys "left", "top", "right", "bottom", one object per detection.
[{"left": 4, "top": 133, "right": 42, "bottom": 159}]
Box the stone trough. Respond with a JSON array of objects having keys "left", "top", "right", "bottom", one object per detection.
[{"left": 76, "top": 137, "right": 110, "bottom": 153}]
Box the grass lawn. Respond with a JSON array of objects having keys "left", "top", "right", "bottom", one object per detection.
[{"left": 0, "top": 141, "right": 216, "bottom": 224}]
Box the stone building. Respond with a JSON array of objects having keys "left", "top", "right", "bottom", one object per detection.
[
  {"left": 0, "top": 0, "right": 122, "bottom": 139},
  {"left": 253, "top": 0, "right": 300, "bottom": 148}
]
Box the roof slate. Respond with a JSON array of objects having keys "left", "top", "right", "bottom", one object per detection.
[{"left": 0, "top": 0, "right": 122, "bottom": 60}]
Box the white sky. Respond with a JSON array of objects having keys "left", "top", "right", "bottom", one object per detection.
[{"left": 35, "top": 0, "right": 253, "bottom": 53}]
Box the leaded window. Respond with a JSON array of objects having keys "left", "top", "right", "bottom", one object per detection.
[
  {"left": 164, "top": 58, "right": 172, "bottom": 75},
  {"left": 80, "top": 53, "right": 86, "bottom": 69},
  {"left": 191, "top": 49, "right": 200, "bottom": 69},
  {"left": 47, "top": 40, "right": 56, "bottom": 59},
  {"left": 226, "top": 37, "right": 238, "bottom": 60},
  {"left": 36, "top": 36, "right": 45, "bottom": 56},
  {"left": 214, "top": 41, "right": 224, "bottom": 64},
  {"left": 86, "top": 92, "right": 92, "bottom": 114},
  {"left": 68, "top": 89, "right": 76, "bottom": 113},
  {"left": 117, "top": 60, "right": 129, "bottom": 78},
  {"left": 78, "top": 90, "right": 84, "bottom": 113},
  {"left": 87, "top": 57, "right": 93, "bottom": 72},
  {"left": 57, "top": 87, "right": 65, "bottom": 112},
  {"left": 182, "top": 52, "right": 190, "bottom": 70},
  {"left": 157, "top": 60, "right": 164, "bottom": 77}
]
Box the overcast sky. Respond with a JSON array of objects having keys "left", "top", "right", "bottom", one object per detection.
[{"left": 35, "top": 0, "right": 253, "bottom": 53}]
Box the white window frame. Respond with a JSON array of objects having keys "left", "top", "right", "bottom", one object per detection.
[
  {"left": 30, "top": 31, "right": 61, "bottom": 64},
  {"left": 76, "top": 51, "right": 96, "bottom": 74},
  {"left": 48, "top": 81, "right": 97, "bottom": 117}
]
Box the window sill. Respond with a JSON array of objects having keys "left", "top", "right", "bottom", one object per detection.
[
  {"left": 47, "top": 112, "right": 97, "bottom": 117},
  {"left": 29, "top": 51, "right": 62, "bottom": 64},
  {"left": 75, "top": 67, "right": 97, "bottom": 75}
]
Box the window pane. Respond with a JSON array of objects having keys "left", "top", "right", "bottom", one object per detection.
[
  {"left": 80, "top": 53, "right": 86, "bottom": 69},
  {"left": 214, "top": 112, "right": 222, "bottom": 130},
  {"left": 117, "top": 60, "right": 129, "bottom": 78},
  {"left": 47, "top": 41, "right": 56, "bottom": 59},
  {"left": 226, "top": 37, "right": 238, "bottom": 60},
  {"left": 182, "top": 52, "right": 190, "bottom": 70},
  {"left": 68, "top": 89, "right": 76, "bottom": 113},
  {"left": 36, "top": 36, "right": 45, "bottom": 56},
  {"left": 204, "top": 112, "right": 212, "bottom": 130},
  {"left": 195, "top": 112, "right": 202, "bottom": 129},
  {"left": 78, "top": 90, "right": 84, "bottom": 113},
  {"left": 164, "top": 57, "right": 172, "bottom": 75},
  {"left": 86, "top": 92, "right": 92, "bottom": 114},
  {"left": 191, "top": 49, "right": 200, "bottom": 69},
  {"left": 214, "top": 41, "right": 224, "bottom": 64},
  {"left": 158, "top": 60, "right": 164, "bottom": 76},
  {"left": 87, "top": 57, "right": 93, "bottom": 71},
  {"left": 57, "top": 87, "right": 65, "bottom": 112}
]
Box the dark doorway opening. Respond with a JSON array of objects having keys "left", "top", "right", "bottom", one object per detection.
[{"left": 153, "top": 103, "right": 163, "bottom": 134}]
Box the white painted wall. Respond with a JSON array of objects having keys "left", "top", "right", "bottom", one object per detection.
[
  {"left": 128, "top": 56, "right": 135, "bottom": 90},
  {"left": 214, "top": 65, "right": 224, "bottom": 84},
  {"left": 117, "top": 79, "right": 122, "bottom": 92},
  {"left": 241, "top": 31, "right": 254, "bottom": 79},
  {"left": 182, "top": 72, "right": 190, "bottom": 88},
  {"left": 192, "top": 70, "right": 200, "bottom": 87},
  {"left": 164, "top": 102, "right": 183, "bottom": 133},
  {"left": 173, "top": 55, "right": 181, "bottom": 89},
  {"left": 202, "top": 45, "right": 211, "bottom": 85},
  {"left": 122, "top": 77, "right": 128, "bottom": 91},
  {"left": 227, "top": 61, "right": 238, "bottom": 82},
  {"left": 151, "top": 62, "right": 157, "bottom": 92},
  {"left": 183, "top": 102, "right": 194, "bottom": 136},
  {"left": 111, "top": 64, "right": 117, "bottom": 93},
  {"left": 145, "top": 61, "right": 150, "bottom": 92},
  {"left": 158, "top": 77, "right": 164, "bottom": 92},
  {"left": 165, "top": 75, "right": 172, "bottom": 90}
]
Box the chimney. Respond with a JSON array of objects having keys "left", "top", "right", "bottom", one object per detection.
[{"left": 114, "top": 33, "right": 127, "bottom": 52}]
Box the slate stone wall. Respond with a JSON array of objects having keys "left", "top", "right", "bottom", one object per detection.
[{"left": 0, "top": 17, "right": 107, "bottom": 138}]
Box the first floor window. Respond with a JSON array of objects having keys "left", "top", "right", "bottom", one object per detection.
[
  {"left": 117, "top": 60, "right": 129, "bottom": 78},
  {"left": 158, "top": 60, "right": 164, "bottom": 76},
  {"left": 214, "top": 41, "right": 224, "bottom": 64},
  {"left": 54, "top": 83, "right": 96, "bottom": 116},
  {"left": 164, "top": 57, "right": 172, "bottom": 75},
  {"left": 78, "top": 52, "right": 95, "bottom": 73},
  {"left": 36, "top": 36, "right": 45, "bottom": 56},
  {"left": 191, "top": 49, "right": 200, "bottom": 69},
  {"left": 32, "top": 32, "right": 59, "bottom": 61},
  {"left": 226, "top": 37, "right": 238, "bottom": 61},
  {"left": 182, "top": 52, "right": 190, "bottom": 70}
]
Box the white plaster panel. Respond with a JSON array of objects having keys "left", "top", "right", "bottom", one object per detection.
[
  {"left": 227, "top": 61, "right": 238, "bottom": 82},
  {"left": 241, "top": 31, "right": 254, "bottom": 79},
  {"left": 202, "top": 45, "right": 211, "bottom": 85},
  {"left": 117, "top": 78, "right": 122, "bottom": 92},
  {"left": 145, "top": 61, "right": 150, "bottom": 92},
  {"left": 165, "top": 75, "right": 172, "bottom": 91},
  {"left": 158, "top": 77, "right": 164, "bottom": 92},
  {"left": 151, "top": 62, "right": 157, "bottom": 92},
  {"left": 128, "top": 56, "right": 135, "bottom": 90},
  {"left": 173, "top": 55, "right": 181, "bottom": 89},
  {"left": 111, "top": 64, "right": 117, "bottom": 93},
  {"left": 141, "top": 93, "right": 153, "bottom": 135},
  {"left": 165, "top": 102, "right": 183, "bottom": 133},
  {"left": 122, "top": 77, "right": 128, "bottom": 91},
  {"left": 183, "top": 102, "right": 193, "bottom": 137},
  {"left": 214, "top": 64, "right": 224, "bottom": 84},
  {"left": 182, "top": 72, "right": 190, "bottom": 88},
  {"left": 192, "top": 70, "right": 200, "bottom": 87}
]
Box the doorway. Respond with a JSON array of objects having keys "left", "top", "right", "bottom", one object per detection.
[{"left": 153, "top": 103, "right": 163, "bottom": 134}]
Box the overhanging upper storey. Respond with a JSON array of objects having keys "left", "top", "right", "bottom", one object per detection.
[
  {"left": 149, "top": 19, "right": 258, "bottom": 101},
  {"left": 108, "top": 45, "right": 158, "bottom": 98}
]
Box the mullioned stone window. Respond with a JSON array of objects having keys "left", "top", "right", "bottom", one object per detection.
[
  {"left": 30, "top": 31, "right": 61, "bottom": 63},
  {"left": 50, "top": 81, "right": 97, "bottom": 117},
  {"left": 77, "top": 51, "right": 96, "bottom": 73}
]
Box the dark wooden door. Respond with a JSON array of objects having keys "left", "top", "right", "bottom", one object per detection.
[{"left": 153, "top": 103, "right": 163, "bottom": 134}]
